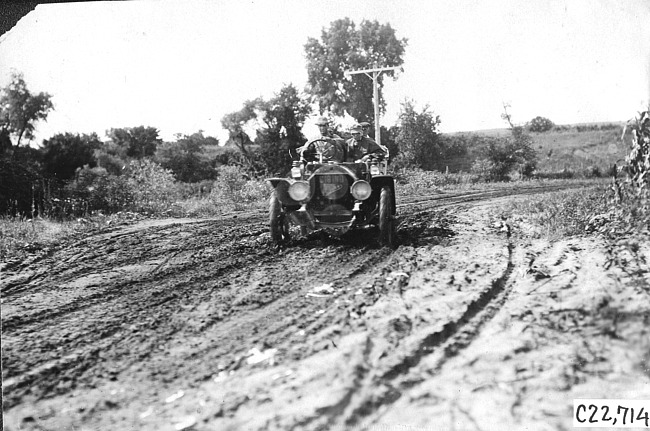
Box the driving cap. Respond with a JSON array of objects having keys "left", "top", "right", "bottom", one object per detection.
[
  {"left": 315, "top": 116, "right": 329, "bottom": 126},
  {"left": 350, "top": 124, "right": 363, "bottom": 133},
  {"left": 359, "top": 121, "right": 371, "bottom": 127}
]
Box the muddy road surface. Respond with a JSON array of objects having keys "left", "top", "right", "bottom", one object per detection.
[{"left": 2, "top": 183, "right": 650, "bottom": 430}]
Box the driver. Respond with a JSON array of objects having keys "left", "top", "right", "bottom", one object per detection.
[
  {"left": 345, "top": 124, "right": 387, "bottom": 162},
  {"left": 300, "top": 116, "right": 345, "bottom": 162}
]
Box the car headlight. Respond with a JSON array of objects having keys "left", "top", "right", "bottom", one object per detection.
[
  {"left": 288, "top": 181, "right": 310, "bottom": 201},
  {"left": 350, "top": 180, "right": 371, "bottom": 200}
]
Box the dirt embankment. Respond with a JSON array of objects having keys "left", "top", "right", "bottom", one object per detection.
[{"left": 2, "top": 185, "right": 649, "bottom": 431}]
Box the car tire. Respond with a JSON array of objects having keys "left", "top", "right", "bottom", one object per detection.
[{"left": 379, "top": 186, "right": 396, "bottom": 248}]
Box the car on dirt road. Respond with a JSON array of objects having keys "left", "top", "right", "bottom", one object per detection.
[{"left": 267, "top": 138, "right": 397, "bottom": 247}]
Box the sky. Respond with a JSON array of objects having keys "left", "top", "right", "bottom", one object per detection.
[{"left": 1, "top": 0, "right": 649, "bottom": 145}]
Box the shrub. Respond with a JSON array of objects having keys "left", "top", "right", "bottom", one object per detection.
[
  {"left": 528, "top": 116, "right": 555, "bottom": 133},
  {"left": 155, "top": 135, "right": 218, "bottom": 183},
  {"left": 210, "top": 165, "right": 268, "bottom": 211},
  {"left": 63, "top": 159, "right": 179, "bottom": 216},
  {"left": 593, "top": 110, "right": 650, "bottom": 268},
  {"left": 124, "top": 159, "right": 179, "bottom": 214},
  {"left": 470, "top": 130, "right": 537, "bottom": 181},
  {"left": 63, "top": 166, "right": 131, "bottom": 216}
]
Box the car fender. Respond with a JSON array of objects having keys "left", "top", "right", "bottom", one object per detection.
[{"left": 266, "top": 178, "right": 301, "bottom": 206}]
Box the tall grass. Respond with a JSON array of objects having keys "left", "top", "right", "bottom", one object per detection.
[
  {"left": 497, "top": 185, "right": 610, "bottom": 239},
  {"left": 1, "top": 216, "right": 101, "bottom": 262}
]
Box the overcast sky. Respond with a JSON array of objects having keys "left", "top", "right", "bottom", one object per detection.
[{"left": 1, "top": 0, "right": 649, "bottom": 144}]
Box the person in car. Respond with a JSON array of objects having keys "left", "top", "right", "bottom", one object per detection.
[
  {"left": 346, "top": 123, "right": 387, "bottom": 162},
  {"left": 300, "top": 116, "right": 345, "bottom": 162},
  {"left": 359, "top": 121, "right": 373, "bottom": 140}
]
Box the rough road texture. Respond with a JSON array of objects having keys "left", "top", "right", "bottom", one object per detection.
[{"left": 2, "top": 184, "right": 650, "bottom": 430}]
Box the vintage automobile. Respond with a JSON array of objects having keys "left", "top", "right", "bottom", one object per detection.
[{"left": 267, "top": 138, "right": 396, "bottom": 247}]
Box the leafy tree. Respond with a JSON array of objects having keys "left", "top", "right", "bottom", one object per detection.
[
  {"left": 0, "top": 146, "right": 43, "bottom": 216},
  {"left": 393, "top": 100, "right": 442, "bottom": 169},
  {"left": 156, "top": 132, "right": 218, "bottom": 183},
  {"left": 41, "top": 132, "right": 101, "bottom": 180},
  {"left": 528, "top": 116, "right": 555, "bottom": 133},
  {"left": 304, "top": 18, "right": 407, "bottom": 119},
  {"left": 221, "top": 84, "right": 311, "bottom": 176},
  {"left": 106, "top": 126, "right": 161, "bottom": 159},
  {"left": 221, "top": 99, "right": 261, "bottom": 173},
  {"left": 94, "top": 142, "right": 128, "bottom": 176},
  {"left": 0, "top": 72, "right": 54, "bottom": 146},
  {"left": 256, "top": 84, "right": 311, "bottom": 175}
]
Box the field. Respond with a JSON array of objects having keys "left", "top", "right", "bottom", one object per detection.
[{"left": 459, "top": 122, "right": 628, "bottom": 175}]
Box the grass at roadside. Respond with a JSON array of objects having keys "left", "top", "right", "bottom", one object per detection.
[
  {"left": 1, "top": 217, "right": 85, "bottom": 263},
  {"left": 0, "top": 213, "right": 144, "bottom": 263},
  {"left": 394, "top": 167, "right": 605, "bottom": 199},
  {"left": 495, "top": 184, "right": 611, "bottom": 239}
]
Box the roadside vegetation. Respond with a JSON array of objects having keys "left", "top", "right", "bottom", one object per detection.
[
  {"left": 1, "top": 18, "right": 645, "bottom": 264},
  {"left": 493, "top": 111, "right": 649, "bottom": 248}
]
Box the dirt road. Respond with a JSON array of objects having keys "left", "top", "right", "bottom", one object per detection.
[{"left": 2, "top": 183, "right": 649, "bottom": 431}]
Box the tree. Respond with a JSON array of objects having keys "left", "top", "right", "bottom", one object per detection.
[
  {"left": 256, "top": 84, "right": 311, "bottom": 175},
  {"left": 304, "top": 18, "right": 407, "bottom": 120},
  {"left": 155, "top": 132, "right": 218, "bottom": 183},
  {"left": 0, "top": 71, "right": 54, "bottom": 146},
  {"left": 528, "top": 116, "right": 555, "bottom": 133},
  {"left": 0, "top": 146, "right": 43, "bottom": 216},
  {"left": 221, "top": 99, "right": 261, "bottom": 173},
  {"left": 106, "top": 126, "right": 161, "bottom": 159},
  {"left": 394, "top": 100, "right": 442, "bottom": 169},
  {"left": 221, "top": 84, "right": 311, "bottom": 176},
  {"left": 41, "top": 132, "right": 101, "bottom": 181}
]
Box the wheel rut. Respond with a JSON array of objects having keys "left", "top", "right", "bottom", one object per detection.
[{"left": 2, "top": 181, "right": 606, "bottom": 431}]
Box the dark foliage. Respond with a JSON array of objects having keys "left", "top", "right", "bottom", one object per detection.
[
  {"left": 41, "top": 133, "right": 101, "bottom": 181},
  {"left": 106, "top": 126, "right": 161, "bottom": 159},
  {"left": 527, "top": 116, "right": 555, "bottom": 133},
  {"left": 156, "top": 132, "right": 218, "bottom": 183}
]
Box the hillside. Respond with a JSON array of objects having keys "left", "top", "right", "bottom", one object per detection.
[{"left": 446, "top": 122, "right": 628, "bottom": 176}]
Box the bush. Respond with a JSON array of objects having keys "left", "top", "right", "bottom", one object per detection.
[
  {"left": 593, "top": 111, "right": 650, "bottom": 268},
  {"left": 155, "top": 135, "right": 218, "bottom": 183},
  {"left": 63, "top": 167, "right": 131, "bottom": 216},
  {"left": 124, "top": 159, "right": 179, "bottom": 214},
  {"left": 64, "top": 159, "right": 179, "bottom": 216},
  {"left": 470, "top": 130, "right": 537, "bottom": 181},
  {"left": 210, "top": 165, "right": 268, "bottom": 211},
  {"left": 528, "top": 116, "right": 555, "bottom": 133}
]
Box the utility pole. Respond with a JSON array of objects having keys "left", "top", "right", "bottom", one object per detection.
[{"left": 344, "top": 64, "right": 401, "bottom": 147}]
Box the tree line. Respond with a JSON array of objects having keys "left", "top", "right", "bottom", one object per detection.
[{"left": 1, "top": 18, "right": 538, "bottom": 218}]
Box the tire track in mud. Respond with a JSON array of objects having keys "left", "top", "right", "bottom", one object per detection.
[
  {"left": 308, "top": 220, "right": 519, "bottom": 429},
  {"left": 1, "top": 220, "right": 279, "bottom": 407},
  {"left": 1, "top": 181, "right": 601, "bottom": 428},
  {"left": 1, "top": 221, "right": 399, "bottom": 409},
  {"left": 327, "top": 183, "right": 600, "bottom": 428}
]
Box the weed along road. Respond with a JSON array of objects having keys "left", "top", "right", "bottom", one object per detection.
[{"left": 2, "top": 182, "right": 649, "bottom": 431}]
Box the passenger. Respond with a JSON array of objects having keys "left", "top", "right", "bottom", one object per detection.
[
  {"left": 359, "top": 121, "right": 373, "bottom": 140},
  {"left": 300, "top": 116, "right": 345, "bottom": 162},
  {"left": 346, "top": 124, "right": 387, "bottom": 162},
  {"left": 359, "top": 120, "right": 389, "bottom": 154}
]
